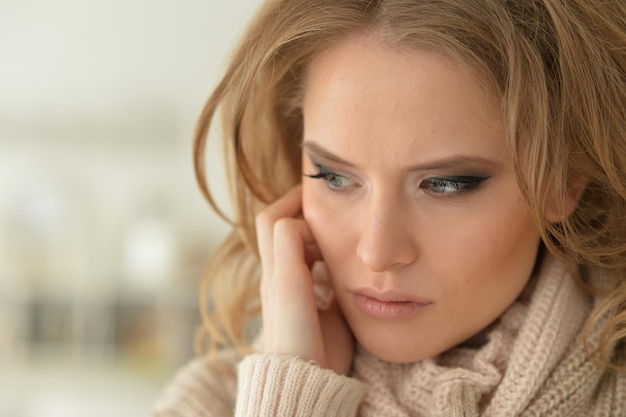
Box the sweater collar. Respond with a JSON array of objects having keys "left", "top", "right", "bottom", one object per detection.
[{"left": 352, "top": 254, "right": 593, "bottom": 416}]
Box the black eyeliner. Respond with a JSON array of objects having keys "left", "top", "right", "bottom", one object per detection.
[
  {"left": 303, "top": 163, "right": 336, "bottom": 179},
  {"left": 430, "top": 175, "right": 490, "bottom": 184},
  {"left": 303, "top": 172, "right": 327, "bottom": 179},
  {"left": 420, "top": 175, "right": 491, "bottom": 193}
]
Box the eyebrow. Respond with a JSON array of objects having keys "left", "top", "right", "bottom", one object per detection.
[{"left": 301, "top": 140, "right": 500, "bottom": 172}]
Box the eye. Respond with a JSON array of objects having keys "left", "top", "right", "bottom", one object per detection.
[
  {"left": 420, "top": 176, "right": 489, "bottom": 195},
  {"left": 303, "top": 164, "right": 355, "bottom": 190}
]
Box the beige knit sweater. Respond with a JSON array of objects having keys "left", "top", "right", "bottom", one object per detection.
[{"left": 153, "top": 256, "right": 626, "bottom": 416}]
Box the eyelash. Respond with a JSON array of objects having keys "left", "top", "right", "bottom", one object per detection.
[
  {"left": 304, "top": 164, "right": 490, "bottom": 195},
  {"left": 419, "top": 176, "right": 489, "bottom": 194},
  {"left": 303, "top": 164, "right": 354, "bottom": 190}
]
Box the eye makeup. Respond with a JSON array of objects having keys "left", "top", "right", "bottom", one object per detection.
[
  {"left": 303, "top": 163, "right": 355, "bottom": 190},
  {"left": 302, "top": 143, "right": 495, "bottom": 197},
  {"left": 419, "top": 175, "right": 490, "bottom": 195}
]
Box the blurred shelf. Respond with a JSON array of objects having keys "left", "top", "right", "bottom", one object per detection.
[{"left": 0, "top": 280, "right": 201, "bottom": 372}]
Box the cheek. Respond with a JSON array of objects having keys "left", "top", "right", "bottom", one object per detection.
[
  {"left": 425, "top": 187, "right": 537, "bottom": 277},
  {"left": 484, "top": 198, "right": 539, "bottom": 259},
  {"left": 447, "top": 200, "right": 540, "bottom": 296},
  {"left": 302, "top": 186, "right": 336, "bottom": 245},
  {"left": 458, "top": 190, "right": 538, "bottom": 260},
  {"left": 302, "top": 186, "right": 354, "bottom": 264}
]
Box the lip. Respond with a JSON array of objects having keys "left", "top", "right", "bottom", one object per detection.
[{"left": 351, "top": 287, "right": 433, "bottom": 320}]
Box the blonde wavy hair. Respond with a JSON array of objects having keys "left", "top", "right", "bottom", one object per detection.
[{"left": 193, "top": 0, "right": 626, "bottom": 370}]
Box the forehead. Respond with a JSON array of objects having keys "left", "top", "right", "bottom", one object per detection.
[{"left": 302, "top": 33, "right": 506, "bottom": 166}]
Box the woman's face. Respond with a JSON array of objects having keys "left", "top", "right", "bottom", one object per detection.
[{"left": 301, "top": 33, "right": 541, "bottom": 363}]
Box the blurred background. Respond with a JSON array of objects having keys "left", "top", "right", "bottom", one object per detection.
[{"left": 0, "top": 0, "right": 262, "bottom": 415}]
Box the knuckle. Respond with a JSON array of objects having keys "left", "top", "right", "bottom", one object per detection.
[
  {"left": 255, "top": 209, "right": 273, "bottom": 229},
  {"left": 273, "top": 217, "right": 296, "bottom": 236}
]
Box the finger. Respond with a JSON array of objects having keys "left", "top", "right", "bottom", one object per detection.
[
  {"left": 304, "top": 242, "right": 324, "bottom": 269},
  {"left": 269, "top": 217, "right": 317, "bottom": 298},
  {"left": 263, "top": 217, "right": 323, "bottom": 359},
  {"left": 255, "top": 185, "right": 303, "bottom": 277},
  {"left": 262, "top": 217, "right": 319, "bottom": 309},
  {"left": 312, "top": 261, "right": 334, "bottom": 311}
]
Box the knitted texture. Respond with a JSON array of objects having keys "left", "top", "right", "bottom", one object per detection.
[
  {"left": 350, "top": 255, "right": 619, "bottom": 416},
  {"left": 235, "top": 354, "right": 365, "bottom": 416},
  {"left": 153, "top": 256, "right": 626, "bottom": 416}
]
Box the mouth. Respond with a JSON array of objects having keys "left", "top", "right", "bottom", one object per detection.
[{"left": 350, "top": 287, "right": 433, "bottom": 320}]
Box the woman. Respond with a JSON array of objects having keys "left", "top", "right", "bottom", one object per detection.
[{"left": 154, "top": 0, "right": 626, "bottom": 415}]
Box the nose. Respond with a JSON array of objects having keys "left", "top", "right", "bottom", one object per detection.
[{"left": 356, "top": 193, "right": 418, "bottom": 272}]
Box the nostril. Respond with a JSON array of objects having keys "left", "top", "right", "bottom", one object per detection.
[
  {"left": 357, "top": 235, "right": 417, "bottom": 272},
  {"left": 357, "top": 200, "right": 418, "bottom": 272}
]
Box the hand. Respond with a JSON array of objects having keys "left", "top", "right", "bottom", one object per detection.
[{"left": 256, "top": 185, "right": 354, "bottom": 375}]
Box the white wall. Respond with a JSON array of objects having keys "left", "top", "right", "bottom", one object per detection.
[
  {"left": 0, "top": 0, "right": 265, "bottom": 290},
  {"left": 0, "top": 0, "right": 263, "bottom": 235},
  {"left": 0, "top": 0, "right": 261, "bottom": 124}
]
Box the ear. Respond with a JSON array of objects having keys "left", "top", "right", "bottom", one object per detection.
[{"left": 545, "top": 176, "right": 588, "bottom": 223}]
